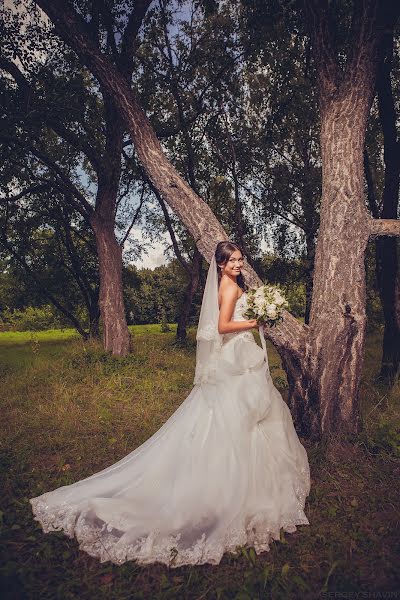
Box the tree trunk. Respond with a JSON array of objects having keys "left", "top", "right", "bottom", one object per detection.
[
  {"left": 308, "top": 105, "right": 371, "bottom": 437},
  {"left": 304, "top": 232, "right": 315, "bottom": 325},
  {"left": 374, "top": 33, "right": 400, "bottom": 384},
  {"left": 88, "top": 297, "right": 101, "bottom": 339},
  {"left": 177, "top": 248, "right": 202, "bottom": 341},
  {"left": 287, "top": 101, "right": 373, "bottom": 438},
  {"left": 375, "top": 238, "right": 400, "bottom": 384},
  {"left": 291, "top": 0, "right": 400, "bottom": 439},
  {"left": 91, "top": 92, "right": 131, "bottom": 357},
  {"left": 91, "top": 215, "right": 131, "bottom": 356}
]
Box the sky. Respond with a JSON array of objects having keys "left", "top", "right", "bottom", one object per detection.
[{"left": 130, "top": 226, "right": 170, "bottom": 269}]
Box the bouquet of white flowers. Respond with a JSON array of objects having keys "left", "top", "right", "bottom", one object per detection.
[{"left": 243, "top": 284, "right": 289, "bottom": 327}]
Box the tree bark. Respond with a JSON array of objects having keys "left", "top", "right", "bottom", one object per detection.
[
  {"left": 90, "top": 94, "right": 131, "bottom": 356},
  {"left": 302, "top": 102, "right": 372, "bottom": 438},
  {"left": 304, "top": 232, "right": 315, "bottom": 325},
  {"left": 91, "top": 95, "right": 131, "bottom": 357},
  {"left": 91, "top": 214, "right": 131, "bottom": 355}
]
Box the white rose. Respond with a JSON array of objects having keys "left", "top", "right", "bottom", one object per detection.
[
  {"left": 254, "top": 297, "right": 265, "bottom": 312},
  {"left": 266, "top": 304, "right": 277, "bottom": 319}
]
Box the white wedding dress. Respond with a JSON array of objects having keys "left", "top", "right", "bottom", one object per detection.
[{"left": 30, "top": 289, "right": 310, "bottom": 568}]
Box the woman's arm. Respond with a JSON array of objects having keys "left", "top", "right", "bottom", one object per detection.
[{"left": 218, "top": 285, "right": 257, "bottom": 334}]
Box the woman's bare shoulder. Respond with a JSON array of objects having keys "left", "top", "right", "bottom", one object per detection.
[{"left": 218, "top": 278, "right": 241, "bottom": 305}]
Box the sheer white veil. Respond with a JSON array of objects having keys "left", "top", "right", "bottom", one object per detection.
[{"left": 193, "top": 254, "right": 223, "bottom": 386}]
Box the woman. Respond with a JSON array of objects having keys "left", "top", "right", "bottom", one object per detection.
[{"left": 30, "top": 241, "right": 310, "bottom": 568}]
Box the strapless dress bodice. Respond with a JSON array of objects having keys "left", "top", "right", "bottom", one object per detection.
[
  {"left": 223, "top": 292, "right": 253, "bottom": 344},
  {"left": 232, "top": 292, "right": 248, "bottom": 321}
]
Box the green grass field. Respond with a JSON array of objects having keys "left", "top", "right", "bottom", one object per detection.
[{"left": 0, "top": 325, "right": 399, "bottom": 599}]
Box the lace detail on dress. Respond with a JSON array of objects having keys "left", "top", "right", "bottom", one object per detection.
[
  {"left": 193, "top": 337, "right": 223, "bottom": 386},
  {"left": 196, "top": 323, "right": 219, "bottom": 341},
  {"left": 30, "top": 463, "right": 309, "bottom": 567}
]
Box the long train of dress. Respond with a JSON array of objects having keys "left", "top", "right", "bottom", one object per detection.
[{"left": 30, "top": 293, "right": 310, "bottom": 568}]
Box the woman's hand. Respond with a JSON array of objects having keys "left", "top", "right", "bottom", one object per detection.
[{"left": 249, "top": 319, "right": 258, "bottom": 330}]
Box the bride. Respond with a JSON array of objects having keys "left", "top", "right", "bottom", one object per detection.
[{"left": 30, "top": 241, "right": 310, "bottom": 568}]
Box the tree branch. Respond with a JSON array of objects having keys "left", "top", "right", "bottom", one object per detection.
[
  {"left": 156, "top": 192, "right": 191, "bottom": 274},
  {"left": 364, "top": 149, "right": 381, "bottom": 218},
  {"left": 347, "top": 0, "right": 400, "bottom": 94},
  {"left": 120, "top": 183, "right": 146, "bottom": 247},
  {"left": 0, "top": 184, "right": 50, "bottom": 203},
  {"left": 28, "top": 144, "right": 94, "bottom": 218},
  {"left": 0, "top": 55, "right": 30, "bottom": 94},
  {"left": 120, "top": 0, "right": 152, "bottom": 77},
  {"left": 370, "top": 218, "right": 400, "bottom": 237},
  {"left": 0, "top": 234, "right": 89, "bottom": 338},
  {"left": 303, "top": 0, "right": 340, "bottom": 106},
  {"left": 0, "top": 55, "right": 103, "bottom": 173},
  {"left": 0, "top": 132, "right": 93, "bottom": 218},
  {"left": 46, "top": 118, "right": 103, "bottom": 174}
]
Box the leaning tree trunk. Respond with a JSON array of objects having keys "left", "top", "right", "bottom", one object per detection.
[{"left": 91, "top": 215, "right": 131, "bottom": 356}]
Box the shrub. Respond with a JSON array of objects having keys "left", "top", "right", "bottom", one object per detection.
[
  {"left": 283, "top": 283, "right": 306, "bottom": 318},
  {"left": 0, "top": 305, "right": 66, "bottom": 332}
]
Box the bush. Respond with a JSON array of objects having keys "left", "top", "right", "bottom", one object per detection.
[
  {"left": 0, "top": 305, "right": 66, "bottom": 332},
  {"left": 283, "top": 283, "right": 306, "bottom": 318}
]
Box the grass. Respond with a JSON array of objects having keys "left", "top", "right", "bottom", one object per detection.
[{"left": 0, "top": 324, "right": 399, "bottom": 599}]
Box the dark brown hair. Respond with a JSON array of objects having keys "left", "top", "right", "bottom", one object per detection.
[{"left": 215, "top": 241, "right": 247, "bottom": 291}]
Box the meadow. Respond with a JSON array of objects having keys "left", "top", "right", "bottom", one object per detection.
[{"left": 0, "top": 325, "right": 399, "bottom": 600}]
